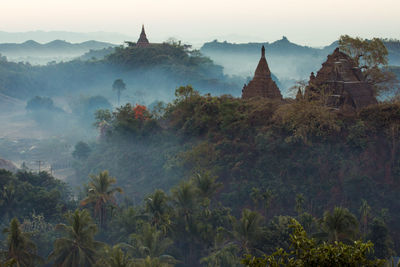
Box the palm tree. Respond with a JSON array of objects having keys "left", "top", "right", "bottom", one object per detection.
[
  {"left": 1, "top": 218, "right": 42, "bottom": 267},
  {"left": 131, "top": 224, "right": 174, "bottom": 259},
  {"left": 200, "top": 243, "right": 240, "bottom": 267},
  {"left": 231, "top": 209, "right": 264, "bottom": 254},
  {"left": 48, "top": 209, "right": 104, "bottom": 267},
  {"left": 193, "top": 172, "right": 221, "bottom": 201},
  {"left": 359, "top": 199, "right": 371, "bottom": 240},
  {"left": 1, "top": 184, "right": 16, "bottom": 222},
  {"left": 250, "top": 187, "right": 274, "bottom": 219},
  {"left": 170, "top": 182, "right": 199, "bottom": 265},
  {"left": 95, "top": 246, "right": 134, "bottom": 267},
  {"left": 171, "top": 181, "right": 197, "bottom": 223},
  {"left": 81, "top": 170, "right": 123, "bottom": 228},
  {"left": 319, "top": 207, "right": 359, "bottom": 243},
  {"left": 120, "top": 224, "right": 176, "bottom": 267},
  {"left": 133, "top": 256, "right": 176, "bottom": 267},
  {"left": 112, "top": 79, "right": 126, "bottom": 106},
  {"left": 145, "top": 190, "right": 171, "bottom": 232},
  {"left": 295, "top": 193, "right": 305, "bottom": 215}
]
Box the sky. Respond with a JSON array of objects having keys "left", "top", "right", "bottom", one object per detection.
[{"left": 1, "top": 0, "right": 399, "bottom": 46}]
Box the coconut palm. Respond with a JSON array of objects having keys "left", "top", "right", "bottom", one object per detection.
[
  {"left": 250, "top": 187, "right": 274, "bottom": 219},
  {"left": 171, "top": 181, "right": 197, "bottom": 222},
  {"left": 120, "top": 223, "right": 176, "bottom": 267},
  {"left": 200, "top": 243, "right": 240, "bottom": 267},
  {"left": 145, "top": 190, "right": 171, "bottom": 231},
  {"left": 218, "top": 209, "right": 263, "bottom": 255},
  {"left": 81, "top": 170, "right": 123, "bottom": 228},
  {"left": 193, "top": 172, "right": 221, "bottom": 200},
  {"left": 170, "top": 182, "right": 200, "bottom": 265},
  {"left": 133, "top": 256, "right": 176, "bottom": 267},
  {"left": 359, "top": 199, "right": 371, "bottom": 240},
  {"left": 95, "top": 246, "right": 134, "bottom": 267},
  {"left": 231, "top": 209, "right": 264, "bottom": 254},
  {"left": 48, "top": 209, "right": 104, "bottom": 267},
  {"left": 1, "top": 218, "right": 42, "bottom": 267},
  {"left": 319, "top": 207, "right": 359, "bottom": 243}
]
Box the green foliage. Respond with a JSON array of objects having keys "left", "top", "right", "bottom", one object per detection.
[
  {"left": 339, "top": 35, "right": 398, "bottom": 95},
  {"left": 1, "top": 218, "right": 43, "bottom": 267},
  {"left": 367, "top": 219, "right": 394, "bottom": 259},
  {"left": 145, "top": 190, "right": 171, "bottom": 231},
  {"left": 274, "top": 100, "right": 341, "bottom": 144},
  {"left": 112, "top": 79, "right": 126, "bottom": 105},
  {"left": 48, "top": 209, "right": 104, "bottom": 266},
  {"left": 69, "top": 95, "right": 112, "bottom": 123},
  {"left": 0, "top": 171, "right": 71, "bottom": 223},
  {"left": 95, "top": 245, "right": 134, "bottom": 267},
  {"left": 26, "top": 96, "right": 62, "bottom": 112},
  {"left": 80, "top": 170, "right": 123, "bottom": 228},
  {"left": 72, "top": 141, "right": 92, "bottom": 160},
  {"left": 200, "top": 243, "right": 241, "bottom": 267},
  {"left": 228, "top": 209, "right": 264, "bottom": 254},
  {"left": 126, "top": 223, "right": 174, "bottom": 260},
  {"left": 20, "top": 213, "right": 57, "bottom": 259},
  {"left": 242, "top": 219, "right": 385, "bottom": 267},
  {"left": 318, "top": 207, "right": 359, "bottom": 243},
  {"left": 74, "top": 87, "right": 400, "bottom": 262},
  {"left": 339, "top": 35, "right": 388, "bottom": 67}
]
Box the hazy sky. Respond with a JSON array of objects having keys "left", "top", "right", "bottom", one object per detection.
[{"left": 1, "top": 0, "right": 399, "bottom": 46}]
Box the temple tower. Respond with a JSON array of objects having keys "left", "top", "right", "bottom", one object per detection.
[
  {"left": 305, "top": 48, "right": 377, "bottom": 110},
  {"left": 136, "top": 25, "right": 150, "bottom": 47},
  {"left": 242, "top": 46, "right": 282, "bottom": 99}
]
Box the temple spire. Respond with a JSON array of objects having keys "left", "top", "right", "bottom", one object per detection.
[
  {"left": 136, "top": 24, "right": 150, "bottom": 47},
  {"left": 241, "top": 45, "right": 282, "bottom": 99}
]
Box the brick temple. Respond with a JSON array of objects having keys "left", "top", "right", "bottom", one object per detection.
[
  {"left": 242, "top": 46, "right": 282, "bottom": 100},
  {"left": 136, "top": 25, "right": 150, "bottom": 48},
  {"left": 305, "top": 48, "right": 377, "bottom": 110}
]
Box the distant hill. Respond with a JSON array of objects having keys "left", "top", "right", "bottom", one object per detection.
[
  {"left": 0, "top": 40, "right": 117, "bottom": 64},
  {"left": 79, "top": 47, "right": 117, "bottom": 61},
  {"left": 0, "top": 43, "right": 241, "bottom": 102},
  {"left": 0, "top": 30, "right": 131, "bottom": 44},
  {"left": 200, "top": 37, "right": 400, "bottom": 91}
]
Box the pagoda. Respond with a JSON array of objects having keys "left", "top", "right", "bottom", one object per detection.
[
  {"left": 242, "top": 46, "right": 282, "bottom": 99},
  {"left": 305, "top": 48, "right": 377, "bottom": 110},
  {"left": 136, "top": 25, "right": 150, "bottom": 47}
]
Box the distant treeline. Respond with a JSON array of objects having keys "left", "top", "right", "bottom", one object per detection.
[
  {"left": 0, "top": 43, "right": 242, "bottom": 101},
  {"left": 200, "top": 37, "right": 400, "bottom": 64}
]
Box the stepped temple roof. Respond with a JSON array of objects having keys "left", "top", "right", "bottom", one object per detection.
[
  {"left": 136, "top": 25, "right": 150, "bottom": 47},
  {"left": 305, "top": 48, "right": 377, "bottom": 110},
  {"left": 242, "top": 46, "right": 282, "bottom": 100}
]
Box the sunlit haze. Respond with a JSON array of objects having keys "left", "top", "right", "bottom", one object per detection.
[{"left": 1, "top": 0, "right": 399, "bottom": 46}]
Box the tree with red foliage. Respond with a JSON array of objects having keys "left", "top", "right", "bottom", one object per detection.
[{"left": 133, "top": 104, "right": 148, "bottom": 120}]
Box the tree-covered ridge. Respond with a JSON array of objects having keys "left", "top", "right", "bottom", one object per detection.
[
  {"left": 70, "top": 84, "right": 400, "bottom": 255},
  {"left": 201, "top": 37, "right": 400, "bottom": 64},
  {"left": 0, "top": 42, "right": 240, "bottom": 100},
  {"left": 1, "top": 35, "right": 400, "bottom": 266},
  {"left": 1, "top": 87, "right": 399, "bottom": 265}
]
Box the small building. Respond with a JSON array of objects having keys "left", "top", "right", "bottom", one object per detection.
[
  {"left": 242, "top": 46, "right": 282, "bottom": 100},
  {"left": 136, "top": 25, "right": 150, "bottom": 48},
  {"left": 305, "top": 48, "right": 377, "bottom": 110}
]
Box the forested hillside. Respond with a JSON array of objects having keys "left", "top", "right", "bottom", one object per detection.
[
  {"left": 1, "top": 36, "right": 399, "bottom": 266},
  {"left": 66, "top": 85, "right": 400, "bottom": 261},
  {"left": 0, "top": 42, "right": 241, "bottom": 101}
]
